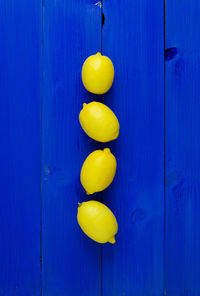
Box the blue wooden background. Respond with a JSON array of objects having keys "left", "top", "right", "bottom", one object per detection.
[{"left": 0, "top": 0, "right": 199, "bottom": 295}]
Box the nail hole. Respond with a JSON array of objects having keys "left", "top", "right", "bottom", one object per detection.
[
  {"left": 94, "top": 1, "right": 102, "bottom": 8},
  {"left": 102, "top": 12, "right": 105, "bottom": 26},
  {"left": 165, "top": 47, "right": 178, "bottom": 61}
]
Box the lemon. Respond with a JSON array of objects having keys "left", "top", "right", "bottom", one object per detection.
[
  {"left": 79, "top": 102, "right": 120, "bottom": 142},
  {"left": 81, "top": 52, "right": 114, "bottom": 94},
  {"left": 80, "top": 148, "right": 117, "bottom": 194},
  {"left": 77, "top": 200, "right": 118, "bottom": 244}
]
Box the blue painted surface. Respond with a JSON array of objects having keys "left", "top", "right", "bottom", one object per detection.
[
  {"left": 165, "top": 1, "right": 200, "bottom": 295},
  {"left": 0, "top": 1, "right": 41, "bottom": 295},
  {"left": 102, "top": 1, "right": 164, "bottom": 295},
  {"left": 0, "top": 0, "right": 200, "bottom": 295}
]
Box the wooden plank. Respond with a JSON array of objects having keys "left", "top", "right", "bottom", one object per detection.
[
  {"left": 42, "top": 1, "right": 102, "bottom": 295},
  {"left": 165, "top": 1, "right": 200, "bottom": 295},
  {"left": 0, "top": 1, "right": 41, "bottom": 295},
  {"left": 102, "top": 1, "right": 164, "bottom": 295}
]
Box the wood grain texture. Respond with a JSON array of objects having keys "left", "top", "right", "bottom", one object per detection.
[
  {"left": 102, "top": 1, "right": 164, "bottom": 295},
  {"left": 0, "top": 1, "right": 41, "bottom": 295},
  {"left": 165, "top": 1, "right": 200, "bottom": 295},
  {"left": 42, "top": 1, "right": 102, "bottom": 295}
]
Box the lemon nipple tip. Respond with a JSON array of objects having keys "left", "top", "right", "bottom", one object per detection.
[
  {"left": 104, "top": 148, "right": 111, "bottom": 154},
  {"left": 109, "top": 236, "right": 116, "bottom": 244}
]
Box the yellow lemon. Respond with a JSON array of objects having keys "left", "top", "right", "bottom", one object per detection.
[
  {"left": 77, "top": 200, "right": 118, "bottom": 244},
  {"left": 81, "top": 52, "right": 114, "bottom": 94},
  {"left": 79, "top": 102, "right": 120, "bottom": 142},
  {"left": 80, "top": 148, "right": 117, "bottom": 194}
]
